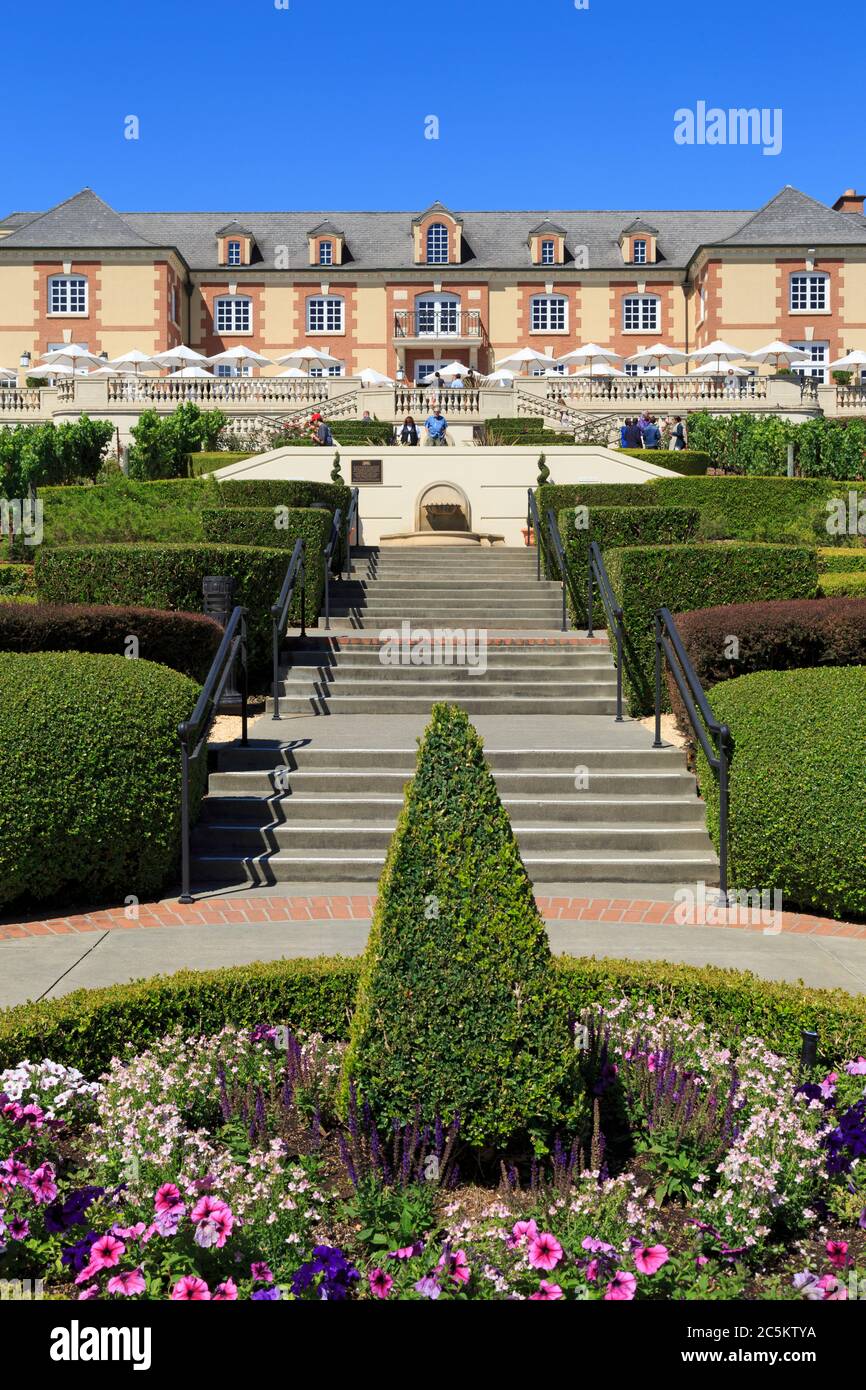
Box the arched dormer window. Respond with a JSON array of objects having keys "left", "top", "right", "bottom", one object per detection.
[{"left": 426, "top": 223, "right": 449, "bottom": 264}]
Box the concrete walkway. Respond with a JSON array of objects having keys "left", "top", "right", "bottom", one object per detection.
[{"left": 3, "top": 912, "right": 866, "bottom": 1009}]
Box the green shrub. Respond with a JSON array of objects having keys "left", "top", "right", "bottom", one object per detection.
[
  {"left": 127, "top": 405, "right": 230, "bottom": 480},
  {"left": 818, "top": 547, "right": 866, "bottom": 573},
  {"left": 342, "top": 704, "right": 580, "bottom": 1151},
  {"left": 686, "top": 412, "right": 866, "bottom": 480},
  {"left": 191, "top": 451, "right": 251, "bottom": 477},
  {"left": 331, "top": 420, "right": 395, "bottom": 446},
  {"left": 697, "top": 668, "right": 866, "bottom": 919},
  {"left": 605, "top": 543, "right": 819, "bottom": 715},
  {"left": 0, "top": 416, "right": 114, "bottom": 495},
  {"left": 537, "top": 483, "right": 655, "bottom": 515},
  {"left": 34, "top": 539, "right": 327, "bottom": 674},
  {"left": 2, "top": 952, "right": 865, "bottom": 1080},
  {"left": 559, "top": 504, "right": 699, "bottom": 624},
  {"left": 618, "top": 449, "right": 712, "bottom": 475},
  {"left": 0, "top": 563, "right": 35, "bottom": 595},
  {"left": 648, "top": 475, "right": 854, "bottom": 544},
  {"left": 0, "top": 603, "right": 222, "bottom": 681},
  {"left": 0, "top": 652, "right": 205, "bottom": 910},
  {"left": 217, "top": 479, "right": 349, "bottom": 512},
  {"left": 201, "top": 506, "right": 331, "bottom": 555},
  {"left": 37, "top": 476, "right": 216, "bottom": 546},
  {"left": 820, "top": 571, "right": 866, "bottom": 596}
]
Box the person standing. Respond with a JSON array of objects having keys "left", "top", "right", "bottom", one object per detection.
[
  {"left": 424, "top": 407, "right": 448, "bottom": 445},
  {"left": 400, "top": 415, "right": 419, "bottom": 446},
  {"left": 620, "top": 418, "right": 631, "bottom": 448},
  {"left": 624, "top": 417, "right": 642, "bottom": 449},
  {"left": 642, "top": 416, "right": 661, "bottom": 449},
  {"left": 671, "top": 416, "right": 687, "bottom": 450}
]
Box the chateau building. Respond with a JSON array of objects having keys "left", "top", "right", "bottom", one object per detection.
[{"left": 0, "top": 184, "right": 865, "bottom": 384}]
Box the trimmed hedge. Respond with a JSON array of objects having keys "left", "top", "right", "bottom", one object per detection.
[
  {"left": 37, "top": 476, "right": 217, "bottom": 547},
  {"left": 537, "top": 483, "right": 654, "bottom": 515},
  {"left": 201, "top": 506, "right": 332, "bottom": 556},
  {"left": 342, "top": 704, "right": 579, "bottom": 1150},
  {"left": 649, "top": 475, "right": 858, "bottom": 544},
  {"left": 668, "top": 597, "right": 866, "bottom": 732},
  {"left": 0, "top": 652, "right": 205, "bottom": 911},
  {"left": 331, "top": 420, "right": 395, "bottom": 446},
  {"left": 0, "top": 603, "right": 223, "bottom": 681},
  {"left": 217, "top": 479, "right": 349, "bottom": 513},
  {"left": 818, "top": 547, "right": 866, "bottom": 573},
  {"left": 618, "top": 448, "right": 712, "bottom": 476},
  {"left": 605, "top": 542, "right": 819, "bottom": 715},
  {"left": 0, "top": 563, "right": 35, "bottom": 596},
  {"left": 34, "top": 539, "right": 328, "bottom": 675},
  {"left": 559, "top": 504, "right": 699, "bottom": 624},
  {"left": 697, "top": 668, "right": 866, "bottom": 919},
  {"left": 2, "top": 953, "right": 866, "bottom": 1079},
  {"left": 820, "top": 571, "right": 866, "bottom": 596}
]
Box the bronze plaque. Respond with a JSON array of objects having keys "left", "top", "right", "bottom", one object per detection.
[{"left": 351, "top": 459, "right": 383, "bottom": 484}]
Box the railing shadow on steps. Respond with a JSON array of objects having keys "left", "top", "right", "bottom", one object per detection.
[
  {"left": 653, "top": 606, "right": 731, "bottom": 901},
  {"left": 587, "top": 540, "right": 624, "bottom": 723},
  {"left": 270, "top": 537, "right": 306, "bottom": 721},
  {"left": 178, "top": 606, "right": 249, "bottom": 904}
]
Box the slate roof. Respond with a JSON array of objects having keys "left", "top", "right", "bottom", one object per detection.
[{"left": 0, "top": 186, "right": 863, "bottom": 271}]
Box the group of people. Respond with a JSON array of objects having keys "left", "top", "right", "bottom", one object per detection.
[
  {"left": 620, "top": 413, "right": 687, "bottom": 450},
  {"left": 399, "top": 407, "right": 448, "bottom": 445},
  {"left": 395, "top": 367, "right": 479, "bottom": 392}
]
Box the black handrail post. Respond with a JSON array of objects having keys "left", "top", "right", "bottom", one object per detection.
[
  {"left": 299, "top": 557, "right": 307, "bottom": 640},
  {"left": 652, "top": 611, "right": 664, "bottom": 748},
  {"left": 271, "top": 602, "right": 281, "bottom": 721},
  {"left": 614, "top": 616, "right": 623, "bottom": 723},
  {"left": 586, "top": 553, "right": 594, "bottom": 637},
  {"left": 240, "top": 611, "right": 249, "bottom": 747},
  {"left": 560, "top": 573, "right": 567, "bottom": 632},
  {"left": 324, "top": 551, "right": 331, "bottom": 631},
  {"left": 179, "top": 735, "right": 192, "bottom": 904},
  {"left": 718, "top": 725, "right": 731, "bottom": 903}
]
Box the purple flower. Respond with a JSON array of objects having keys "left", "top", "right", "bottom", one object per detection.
[
  {"left": 414, "top": 1275, "right": 441, "bottom": 1300},
  {"left": 250, "top": 1287, "right": 282, "bottom": 1300}
]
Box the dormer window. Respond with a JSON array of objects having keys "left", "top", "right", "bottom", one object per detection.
[
  {"left": 227, "top": 240, "right": 242, "bottom": 266},
  {"left": 619, "top": 220, "right": 658, "bottom": 266},
  {"left": 633, "top": 239, "right": 647, "bottom": 265},
  {"left": 318, "top": 240, "right": 334, "bottom": 266},
  {"left": 307, "top": 223, "right": 346, "bottom": 267},
  {"left": 217, "top": 224, "right": 254, "bottom": 267},
  {"left": 427, "top": 223, "right": 449, "bottom": 264},
  {"left": 541, "top": 239, "right": 556, "bottom": 265}
]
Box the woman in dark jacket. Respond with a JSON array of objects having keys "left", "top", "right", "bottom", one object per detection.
[{"left": 400, "top": 415, "right": 419, "bottom": 446}]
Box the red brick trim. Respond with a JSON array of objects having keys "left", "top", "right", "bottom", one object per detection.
[{"left": 1, "top": 895, "right": 862, "bottom": 941}]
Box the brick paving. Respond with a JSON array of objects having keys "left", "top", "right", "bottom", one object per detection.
[{"left": 1, "top": 895, "right": 862, "bottom": 940}]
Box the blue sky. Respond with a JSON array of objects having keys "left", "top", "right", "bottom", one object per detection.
[{"left": 5, "top": 0, "right": 863, "bottom": 214}]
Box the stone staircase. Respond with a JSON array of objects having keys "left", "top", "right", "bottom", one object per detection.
[{"left": 187, "top": 545, "right": 719, "bottom": 891}]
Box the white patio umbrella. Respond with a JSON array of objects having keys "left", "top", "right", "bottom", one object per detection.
[
  {"left": 688, "top": 361, "right": 751, "bottom": 377},
  {"left": 109, "top": 349, "right": 161, "bottom": 375},
  {"left": 829, "top": 349, "right": 866, "bottom": 372},
  {"left": 689, "top": 339, "right": 750, "bottom": 371},
  {"left": 0, "top": 367, "right": 17, "bottom": 380},
  {"left": 625, "top": 343, "right": 689, "bottom": 371},
  {"left": 435, "top": 360, "right": 472, "bottom": 379},
  {"left": 173, "top": 365, "right": 214, "bottom": 378},
  {"left": 573, "top": 362, "right": 627, "bottom": 377},
  {"left": 151, "top": 346, "right": 210, "bottom": 371},
  {"left": 357, "top": 367, "right": 394, "bottom": 386},
  {"left": 209, "top": 346, "right": 272, "bottom": 375},
  {"left": 274, "top": 346, "right": 339, "bottom": 374},
  {"left": 556, "top": 342, "right": 622, "bottom": 385},
  {"left": 26, "top": 363, "right": 90, "bottom": 379},
  {"left": 87, "top": 365, "right": 128, "bottom": 377},
  {"left": 40, "top": 345, "right": 104, "bottom": 370},
  {"left": 746, "top": 340, "right": 811, "bottom": 369},
  {"left": 482, "top": 368, "right": 515, "bottom": 384},
  {"left": 494, "top": 347, "right": 554, "bottom": 375},
  {"left": 276, "top": 367, "right": 307, "bottom": 378}
]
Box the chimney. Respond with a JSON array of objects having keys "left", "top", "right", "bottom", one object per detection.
[{"left": 832, "top": 188, "right": 865, "bottom": 215}]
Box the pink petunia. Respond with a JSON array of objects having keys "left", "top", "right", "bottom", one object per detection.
[
  {"left": 436, "top": 1248, "right": 470, "bottom": 1285},
  {"left": 604, "top": 1270, "right": 637, "bottom": 1301},
  {"left": 251, "top": 1262, "right": 274, "bottom": 1284},
  {"left": 825, "top": 1241, "right": 849, "bottom": 1270},
  {"left": 819, "top": 1073, "right": 838, "bottom": 1099},
  {"left": 88, "top": 1235, "right": 125, "bottom": 1271},
  {"left": 527, "top": 1232, "right": 563, "bottom": 1272},
  {"left": 508, "top": 1219, "right": 539, "bottom": 1249},
  {"left": 633, "top": 1244, "right": 670, "bottom": 1275},
  {"left": 213, "top": 1278, "right": 238, "bottom": 1301},
  {"left": 845, "top": 1056, "right": 866, "bottom": 1075},
  {"left": 28, "top": 1164, "right": 58, "bottom": 1205},
  {"left": 190, "top": 1194, "right": 231, "bottom": 1226},
  {"left": 171, "top": 1275, "right": 211, "bottom": 1300},
  {"left": 112, "top": 1222, "right": 147, "bottom": 1242},
  {"left": 530, "top": 1281, "right": 564, "bottom": 1301},
  {"left": 816, "top": 1274, "right": 848, "bottom": 1300},
  {"left": 7, "top": 1215, "right": 29, "bottom": 1240},
  {"left": 1, "top": 1159, "right": 30, "bottom": 1187},
  {"left": 154, "top": 1183, "right": 183, "bottom": 1216},
  {"left": 192, "top": 1201, "right": 234, "bottom": 1249},
  {"left": 369, "top": 1268, "right": 393, "bottom": 1299},
  {"left": 107, "top": 1269, "right": 146, "bottom": 1296},
  {"left": 77, "top": 1284, "right": 100, "bottom": 1301}
]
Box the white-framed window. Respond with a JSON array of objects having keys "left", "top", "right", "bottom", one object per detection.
[
  {"left": 632, "top": 239, "right": 647, "bottom": 265},
  {"left": 47, "top": 340, "right": 88, "bottom": 353},
  {"left": 540, "top": 239, "right": 556, "bottom": 265},
  {"left": 306, "top": 295, "right": 344, "bottom": 333},
  {"left": 531, "top": 362, "right": 565, "bottom": 375},
  {"left": 530, "top": 294, "right": 568, "bottom": 332},
  {"left": 318, "top": 240, "right": 334, "bottom": 266},
  {"left": 623, "top": 294, "right": 660, "bottom": 332},
  {"left": 215, "top": 363, "right": 252, "bottom": 377},
  {"left": 214, "top": 296, "right": 252, "bottom": 333},
  {"left": 790, "top": 273, "right": 829, "bottom": 312},
  {"left": 226, "top": 240, "right": 242, "bottom": 267},
  {"left": 48, "top": 275, "right": 88, "bottom": 315},
  {"left": 415, "top": 292, "right": 460, "bottom": 336},
  {"left": 791, "top": 340, "right": 830, "bottom": 383},
  {"left": 426, "top": 223, "right": 449, "bottom": 264},
  {"left": 310, "top": 363, "right": 344, "bottom": 377}
]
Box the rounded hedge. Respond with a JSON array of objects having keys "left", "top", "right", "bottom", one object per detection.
[
  {"left": 0, "top": 651, "right": 205, "bottom": 910},
  {"left": 0, "top": 602, "right": 222, "bottom": 681},
  {"left": 697, "top": 666, "right": 866, "bottom": 919}
]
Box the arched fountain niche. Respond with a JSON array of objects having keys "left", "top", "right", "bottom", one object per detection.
[{"left": 416, "top": 481, "right": 472, "bottom": 533}]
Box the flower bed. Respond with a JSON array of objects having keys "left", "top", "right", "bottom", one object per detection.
[{"left": 3, "top": 1000, "right": 864, "bottom": 1302}]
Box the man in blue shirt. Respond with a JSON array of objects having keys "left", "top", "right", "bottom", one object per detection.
[
  {"left": 425, "top": 408, "right": 448, "bottom": 445},
  {"left": 641, "top": 416, "right": 662, "bottom": 449}
]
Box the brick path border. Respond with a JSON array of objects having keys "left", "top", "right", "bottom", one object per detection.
[{"left": 1, "top": 895, "right": 862, "bottom": 941}]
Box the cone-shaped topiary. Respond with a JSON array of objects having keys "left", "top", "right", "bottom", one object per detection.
[{"left": 341, "top": 704, "right": 582, "bottom": 1152}]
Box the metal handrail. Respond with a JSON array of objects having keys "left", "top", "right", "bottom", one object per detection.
[
  {"left": 653, "top": 606, "right": 732, "bottom": 900},
  {"left": 543, "top": 507, "right": 579, "bottom": 634},
  {"left": 526, "top": 487, "right": 546, "bottom": 581},
  {"left": 586, "top": 541, "right": 624, "bottom": 722},
  {"left": 322, "top": 507, "right": 343, "bottom": 631},
  {"left": 178, "top": 605, "right": 249, "bottom": 904},
  {"left": 270, "top": 538, "right": 306, "bottom": 720},
  {"left": 344, "top": 486, "right": 359, "bottom": 581}
]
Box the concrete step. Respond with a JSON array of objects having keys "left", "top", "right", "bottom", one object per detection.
[
  {"left": 211, "top": 744, "right": 689, "bottom": 773},
  {"left": 278, "top": 667, "right": 616, "bottom": 686},
  {"left": 264, "top": 694, "right": 618, "bottom": 715},
  {"left": 276, "top": 679, "right": 617, "bottom": 699},
  {"left": 199, "top": 793, "right": 707, "bottom": 826},
  {"left": 207, "top": 768, "right": 699, "bottom": 797},
  {"left": 192, "top": 822, "right": 714, "bottom": 853},
  {"left": 329, "top": 616, "right": 568, "bottom": 630}
]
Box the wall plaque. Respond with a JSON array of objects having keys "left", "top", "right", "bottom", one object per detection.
[{"left": 351, "top": 459, "right": 383, "bottom": 484}]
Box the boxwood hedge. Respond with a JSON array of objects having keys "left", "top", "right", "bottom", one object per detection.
[
  {"left": 34, "top": 534, "right": 329, "bottom": 674},
  {"left": 618, "top": 449, "right": 712, "bottom": 476},
  {"left": 0, "top": 602, "right": 222, "bottom": 681},
  {"left": 696, "top": 667, "right": 866, "bottom": 919},
  {"left": 2, "top": 953, "right": 865, "bottom": 1079},
  {"left": 0, "top": 652, "right": 205, "bottom": 911},
  {"left": 559, "top": 504, "right": 699, "bottom": 623},
  {"left": 0, "top": 563, "right": 35, "bottom": 595},
  {"left": 342, "top": 704, "right": 580, "bottom": 1150},
  {"left": 216, "top": 479, "right": 349, "bottom": 512},
  {"left": 818, "top": 547, "right": 866, "bottom": 573},
  {"left": 650, "top": 475, "right": 857, "bottom": 544},
  {"left": 820, "top": 571, "right": 866, "bottom": 596},
  {"left": 604, "top": 542, "right": 819, "bottom": 715},
  {"left": 200, "top": 506, "right": 332, "bottom": 555}
]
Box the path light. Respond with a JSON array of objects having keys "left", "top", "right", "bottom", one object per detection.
[{"left": 800, "top": 1029, "right": 819, "bottom": 1071}]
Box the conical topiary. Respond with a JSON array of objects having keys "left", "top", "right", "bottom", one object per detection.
[{"left": 341, "top": 704, "right": 581, "bottom": 1152}]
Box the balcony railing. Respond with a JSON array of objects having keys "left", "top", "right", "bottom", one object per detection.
[
  {"left": 0, "top": 386, "right": 43, "bottom": 412},
  {"left": 394, "top": 385, "right": 481, "bottom": 417},
  {"left": 540, "top": 376, "right": 770, "bottom": 404},
  {"left": 835, "top": 383, "right": 866, "bottom": 410},
  {"left": 105, "top": 377, "right": 333, "bottom": 406},
  {"left": 393, "top": 309, "right": 487, "bottom": 342}
]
